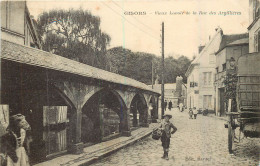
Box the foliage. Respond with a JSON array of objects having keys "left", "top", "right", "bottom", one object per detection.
[
  {"left": 223, "top": 71, "right": 237, "bottom": 112},
  {"left": 106, "top": 47, "right": 191, "bottom": 84},
  {"left": 35, "top": 9, "right": 191, "bottom": 84},
  {"left": 36, "top": 9, "right": 111, "bottom": 69}
]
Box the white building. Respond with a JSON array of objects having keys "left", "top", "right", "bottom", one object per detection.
[{"left": 185, "top": 28, "right": 223, "bottom": 112}]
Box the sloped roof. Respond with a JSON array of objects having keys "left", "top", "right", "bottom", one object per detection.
[
  {"left": 1, "top": 40, "right": 159, "bottom": 94},
  {"left": 226, "top": 38, "right": 249, "bottom": 46},
  {"left": 216, "top": 33, "right": 249, "bottom": 54},
  {"left": 148, "top": 83, "right": 187, "bottom": 92}
]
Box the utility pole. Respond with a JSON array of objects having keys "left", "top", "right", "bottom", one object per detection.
[
  {"left": 161, "top": 22, "right": 165, "bottom": 119},
  {"left": 152, "top": 58, "right": 154, "bottom": 89}
]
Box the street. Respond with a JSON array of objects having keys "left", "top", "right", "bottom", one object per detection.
[{"left": 91, "top": 109, "right": 260, "bottom": 166}]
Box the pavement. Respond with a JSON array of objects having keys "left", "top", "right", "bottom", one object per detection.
[
  {"left": 91, "top": 108, "right": 260, "bottom": 166},
  {"left": 34, "top": 122, "right": 159, "bottom": 166}
]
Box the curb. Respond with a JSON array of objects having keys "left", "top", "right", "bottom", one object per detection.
[
  {"left": 206, "top": 114, "right": 228, "bottom": 121},
  {"left": 76, "top": 129, "right": 154, "bottom": 166}
]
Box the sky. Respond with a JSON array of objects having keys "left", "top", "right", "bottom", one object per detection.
[{"left": 27, "top": 0, "right": 249, "bottom": 59}]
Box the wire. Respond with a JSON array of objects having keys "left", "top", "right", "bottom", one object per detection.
[
  {"left": 111, "top": 1, "right": 158, "bottom": 34},
  {"left": 100, "top": 1, "right": 160, "bottom": 41}
]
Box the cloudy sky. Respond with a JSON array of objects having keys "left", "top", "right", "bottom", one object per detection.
[{"left": 27, "top": 0, "right": 249, "bottom": 59}]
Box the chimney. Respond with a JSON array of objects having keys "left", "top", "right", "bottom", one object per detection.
[
  {"left": 198, "top": 45, "right": 205, "bottom": 54},
  {"left": 176, "top": 76, "right": 183, "bottom": 98}
]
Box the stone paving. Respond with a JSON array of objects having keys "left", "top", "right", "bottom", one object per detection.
[
  {"left": 91, "top": 109, "right": 260, "bottom": 166},
  {"left": 35, "top": 122, "right": 158, "bottom": 166}
]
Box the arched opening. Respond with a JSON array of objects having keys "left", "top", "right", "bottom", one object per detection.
[
  {"left": 130, "top": 94, "right": 148, "bottom": 128},
  {"left": 0, "top": 61, "right": 76, "bottom": 164},
  {"left": 81, "top": 89, "right": 127, "bottom": 144},
  {"left": 27, "top": 85, "right": 75, "bottom": 163}
]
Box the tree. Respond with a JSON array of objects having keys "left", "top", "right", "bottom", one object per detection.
[
  {"left": 36, "top": 9, "right": 111, "bottom": 69},
  {"left": 106, "top": 47, "right": 191, "bottom": 85}
]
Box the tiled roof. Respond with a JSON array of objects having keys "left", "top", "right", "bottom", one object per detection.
[
  {"left": 226, "top": 38, "right": 249, "bottom": 46},
  {"left": 216, "top": 33, "right": 249, "bottom": 54},
  {"left": 1, "top": 40, "right": 160, "bottom": 94},
  {"left": 148, "top": 83, "right": 187, "bottom": 92}
]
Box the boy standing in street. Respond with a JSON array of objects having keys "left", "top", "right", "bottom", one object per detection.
[{"left": 159, "top": 111, "right": 177, "bottom": 160}]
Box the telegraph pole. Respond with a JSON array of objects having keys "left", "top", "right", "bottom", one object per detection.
[
  {"left": 161, "top": 22, "right": 165, "bottom": 119},
  {"left": 152, "top": 59, "right": 154, "bottom": 89}
]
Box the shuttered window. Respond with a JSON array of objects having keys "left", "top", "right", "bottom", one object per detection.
[{"left": 43, "top": 106, "right": 68, "bottom": 156}]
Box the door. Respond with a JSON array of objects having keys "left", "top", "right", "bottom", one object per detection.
[{"left": 219, "top": 88, "right": 225, "bottom": 116}]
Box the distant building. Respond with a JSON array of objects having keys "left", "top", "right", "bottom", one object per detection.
[
  {"left": 215, "top": 34, "right": 249, "bottom": 116},
  {"left": 248, "top": 0, "right": 260, "bottom": 53},
  {"left": 1, "top": 1, "right": 41, "bottom": 48},
  {"left": 150, "top": 77, "right": 186, "bottom": 117}
]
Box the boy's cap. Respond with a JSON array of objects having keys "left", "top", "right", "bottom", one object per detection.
[{"left": 163, "top": 111, "right": 173, "bottom": 118}]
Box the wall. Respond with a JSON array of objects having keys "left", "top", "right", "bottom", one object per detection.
[
  {"left": 215, "top": 44, "right": 249, "bottom": 116},
  {"left": 216, "top": 49, "right": 226, "bottom": 73},
  {"left": 1, "top": 1, "right": 40, "bottom": 48},
  {"left": 1, "top": 1, "right": 25, "bottom": 45},
  {"left": 226, "top": 45, "right": 249, "bottom": 62},
  {"left": 187, "top": 65, "right": 199, "bottom": 108},
  {"left": 249, "top": 0, "right": 260, "bottom": 53}
]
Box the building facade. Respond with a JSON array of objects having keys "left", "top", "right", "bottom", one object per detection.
[
  {"left": 215, "top": 35, "right": 249, "bottom": 116},
  {"left": 186, "top": 28, "right": 224, "bottom": 112},
  {"left": 1, "top": 1, "right": 41, "bottom": 48},
  {"left": 248, "top": 0, "right": 260, "bottom": 53},
  {"left": 150, "top": 77, "right": 186, "bottom": 118}
]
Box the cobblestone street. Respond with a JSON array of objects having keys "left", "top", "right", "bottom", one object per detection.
[{"left": 91, "top": 109, "right": 260, "bottom": 166}]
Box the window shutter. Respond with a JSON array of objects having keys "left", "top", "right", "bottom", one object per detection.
[{"left": 258, "top": 30, "right": 260, "bottom": 52}]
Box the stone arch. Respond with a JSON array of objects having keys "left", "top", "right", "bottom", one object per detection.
[
  {"left": 16, "top": 80, "right": 77, "bottom": 163},
  {"left": 115, "top": 90, "right": 136, "bottom": 109},
  {"left": 130, "top": 93, "right": 149, "bottom": 127},
  {"left": 81, "top": 88, "right": 129, "bottom": 143},
  {"left": 51, "top": 84, "right": 78, "bottom": 144},
  {"left": 51, "top": 84, "right": 77, "bottom": 111},
  {"left": 81, "top": 86, "right": 103, "bottom": 108}
]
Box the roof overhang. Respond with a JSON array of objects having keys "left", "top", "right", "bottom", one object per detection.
[
  {"left": 1, "top": 40, "right": 160, "bottom": 95},
  {"left": 215, "top": 41, "right": 248, "bottom": 55}
]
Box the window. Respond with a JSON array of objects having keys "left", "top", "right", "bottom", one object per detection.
[
  {"left": 208, "top": 73, "right": 212, "bottom": 85},
  {"left": 222, "top": 63, "right": 226, "bottom": 71},
  {"left": 203, "top": 73, "right": 207, "bottom": 85},
  {"left": 209, "top": 53, "right": 215, "bottom": 64},
  {"left": 216, "top": 67, "right": 219, "bottom": 73},
  {"left": 203, "top": 95, "right": 212, "bottom": 109},
  {"left": 190, "top": 82, "right": 194, "bottom": 87},
  {"left": 43, "top": 106, "right": 68, "bottom": 155},
  {"left": 203, "top": 72, "right": 212, "bottom": 86},
  {"left": 254, "top": 33, "right": 258, "bottom": 52},
  {"left": 253, "top": 0, "right": 260, "bottom": 20},
  {"left": 254, "top": 29, "right": 260, "bottom": 52}
]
